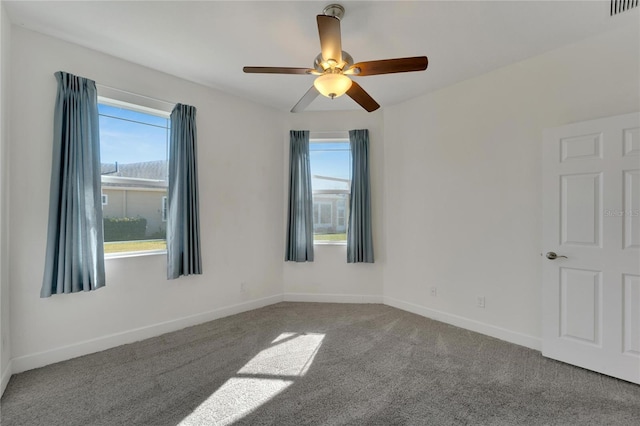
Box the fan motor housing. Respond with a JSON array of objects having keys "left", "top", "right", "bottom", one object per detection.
[
  {"left": 314, "top": 51, "right": 353, "bottom": 73},
  {"left": 323, "top": 4, "right": 345, "bottom": 20}
]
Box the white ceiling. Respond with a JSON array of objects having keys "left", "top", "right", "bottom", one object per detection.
[{"left": 4, "top": 1, "right": 639, "bottom": 112}]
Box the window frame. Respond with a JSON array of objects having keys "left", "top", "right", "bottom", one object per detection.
[
  {"left": 337, "top": 200, "right": 346, "bottom": 228},
  {"left": 309, "top": 134, "right": 351, "bottom": 246},
  {"left": 97, "top": 92, "right": 172, "bottom": 259},
  {"left": 162, "top": 196, "right": 168, "bottom": 222}
]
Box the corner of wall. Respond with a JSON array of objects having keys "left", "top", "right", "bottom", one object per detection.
[
  {"left": 1, "top": 359, "right": 12, "bottom": 396},
  {"left": 0, "top": 0, "right": 14, "bottom": 397},
  {"left": 384, "top": 297, "right": 542, "bottom": 350}
]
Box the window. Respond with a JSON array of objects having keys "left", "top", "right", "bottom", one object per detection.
[
  {"left": 101, "top": 194, "right": 108, "bottom": 206},
  {"left": 313, "top": 202, "right": 333, "bottom": 226},
  {"left": 98, "top": 98, "right": 170, "bottom": 255},
  {"left": 309, "top": 137, "right": 351, "bottom": 243}
]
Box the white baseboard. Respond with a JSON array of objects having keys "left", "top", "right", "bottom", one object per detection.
[
  {"left": 1, "top": 359, "right": 12, "bottom": 397},
  {"left": 11, "top": 294, "right": 284, "bottom": 374},
  {"left": 384, "top": 296, "right": 542, "bottom": 351},
  {"left": 284, "top": 292, "right": 383, "bottom": 304},
  {"left": 8, "top": 294, "right": 541, "bottom": 377}
]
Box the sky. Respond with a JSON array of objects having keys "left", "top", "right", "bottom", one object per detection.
[
  {"left": 99, "top": 103, "right": 351, "bottom": 190},
  {"left": 98, "top": 104, "right": 169, "bottom": 165}
]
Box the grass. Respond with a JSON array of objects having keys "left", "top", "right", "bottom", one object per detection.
[
  {"left": 314, "top": 233, "right": 347, "bottom": 242},
  {"left": 104, "top": 234, "right": 346, "bottom": 253},
  {"left": 104, "top": 239, "right": 166, "bottom": 254}
]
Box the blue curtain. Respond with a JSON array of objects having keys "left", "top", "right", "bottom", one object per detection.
[
  {"left": 285, "top": 130, "right": 314, "bottom": 262},
  {"left": 167, "top": 104, "right": 202, "bottom": 279},
  {"left": 41, "top": 71, "right": 105, "bottom": 297},
  {"left": 347, "top": 129, "right": 374, "bottom": 263}
]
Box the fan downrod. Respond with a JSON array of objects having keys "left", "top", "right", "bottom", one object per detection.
[{"left": 323, "top": 4, "right": 345, "bottom": 20}]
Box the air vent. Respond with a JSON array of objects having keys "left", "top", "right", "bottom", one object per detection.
[{"left": 611, "top": 0, "right": 638, "bottom": 15}]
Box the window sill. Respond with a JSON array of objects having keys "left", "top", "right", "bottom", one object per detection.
[
  {"left": 314, "top": 241, "right": 347, "bottom": 246},
  {"left": 105, "top": 249, "right": 167, "bottom": 260}
]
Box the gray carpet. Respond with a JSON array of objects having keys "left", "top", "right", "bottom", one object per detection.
[{"left": 1, "top": 302, "right": 639, "bottom": 425}]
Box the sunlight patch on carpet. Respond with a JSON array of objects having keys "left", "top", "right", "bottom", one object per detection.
[
  {"left": 178, "top": 332, "right": 325, "bottom": 425},
  {"left": 239, "top": 333, "right": 325, "bottom": 376},
  {"left": 178, "top": 378, "right": 292, "bottom": 425}
]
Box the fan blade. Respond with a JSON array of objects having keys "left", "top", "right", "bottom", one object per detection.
[
  {"left": 346, "top": 81, "right": 380, "bottom": 112},
  {"left": 317, "top": 15, "right": 342, "bottom": 64},
  {"left": 350, "top": 56, "right": 428, "bottom": 76},
  {"left": 291, "top": 86, "right": 320, "bottom": 113},
  {"left": 243, "top": 67, "right": 312, "bottom": 75}
]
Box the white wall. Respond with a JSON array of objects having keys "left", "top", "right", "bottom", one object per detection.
[
  {"left": 283, "top": 110, "right": 384, "bottom": 302},
  {"left": 4, "top": 12, "right": 638, "bottom": 382},
  {"left": 8, "top": 27, "right": 285, "bottom": 372},
  {"left": 0, "top": 1, "right": 12, "bottom": 394},
  {"left": 382, "top": 24, "right": 640, "bottom": 348}
]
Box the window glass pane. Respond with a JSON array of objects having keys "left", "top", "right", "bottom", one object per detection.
[
  {"left": 99, "top": 102, "right": 169, "bottom": 255},
  {"left": 310, "top": 140, "right": 351, "bottom": 243},
  {"left": 312, "top": 194, "right": 349, "bottom": 242},
  {"left": 309, "top": 142, "right": 350, "bottom": 191},
  {"left": 99, "top": 106, "right": 169, "bottom": 175}
]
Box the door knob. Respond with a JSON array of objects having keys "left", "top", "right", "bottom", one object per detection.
[{"left": 546, "top": 252, "right": 567, "bottom": 260}]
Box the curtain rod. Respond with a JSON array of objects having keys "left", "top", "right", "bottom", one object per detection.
[{"left": 96, "top": 83, "right": 176, "bottom": 107}]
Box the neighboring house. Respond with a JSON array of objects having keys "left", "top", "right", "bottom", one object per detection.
[
  {"left": 313, "top": 194, "right": 348, "bottom": 234},
  {"left": 312, "top": 175, "right": 349, "bottom": 235},
  {"left": 101, "top": 160, "right": 168, "bottom": 240},
  {"left": 101, "top": 163, "right": 350, "bottom": 238}
]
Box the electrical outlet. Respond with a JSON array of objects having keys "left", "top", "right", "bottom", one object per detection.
[
  {"left": 240, "top": 282, "right": 247, "bottom": 293},
  {"left": 477, "top": 296, "right": 485, "bottom": 308},
  {"left": 430, "top": 287, "right": 437, "bottom": 297}
]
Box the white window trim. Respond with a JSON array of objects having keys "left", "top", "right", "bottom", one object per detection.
[
  {"left": 97, "top": 85, "right": 173, "bottom": 117},
  {"left": 313, "top": 240, "right": 347, "bottom": 246},
  {"left": 313, "top": 189, "right": 349, "bottom": 195},
  {"left": 309, "top": 130, "right": 349, "bottom": 141},
  {"left": 101, "top": 194, "right": 108, "bottom": 206},
  {"left": 105, "top": 249, "right": 166, "bottom": 260}
]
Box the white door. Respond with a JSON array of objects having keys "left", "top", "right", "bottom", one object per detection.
[{"left": 542, "top": 112, "right": 640, "bottom": 384}]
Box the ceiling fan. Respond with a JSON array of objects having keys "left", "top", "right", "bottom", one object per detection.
[{"left": 243, "top": 4, "right": 428, "bottom": 113}]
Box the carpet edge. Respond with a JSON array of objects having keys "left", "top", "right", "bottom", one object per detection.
[
  {"left": 0, "top": 358, "right": 11, "bottom": 397},
  {"left": 384, "top": 296, "right": 542, "bottom": 350}
]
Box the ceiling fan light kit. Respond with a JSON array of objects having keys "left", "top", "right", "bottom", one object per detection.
[
  {"left": 314, "top": 72, "right": 352, "bottom": 99},
  {"left": 243, "top": 4, "right": 428, "bottom": 112}
]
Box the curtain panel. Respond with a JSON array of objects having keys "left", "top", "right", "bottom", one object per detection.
[
  {"left": 167, "top": 104, "right": 202, "bottom": 279},
  {"left": 285, "top": 130, "right": 314, "bottom": 262},
  {"left": 41, "top": 71, "right": 105, "bottom": 297},
  {"left": 347, "top": 129, "right": 374, "bottom": 263}
]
